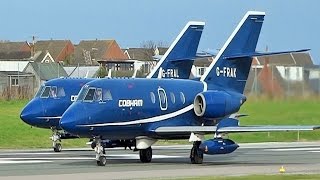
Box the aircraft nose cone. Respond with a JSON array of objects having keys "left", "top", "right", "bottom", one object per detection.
[
  {"left": 20, "top": 100, "right": 42, "bottom": 126},
  {"left": 60, "top": 111, "right": 76, "bottom": 133},
  {"left": 60, "top": 104, "right": 86, "bottom": 135}
]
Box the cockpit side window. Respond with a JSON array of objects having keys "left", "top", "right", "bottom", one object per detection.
[
  {"left": 57, "top": 87, "right": 65, "bottom": 97},
  {"left": 50, "top": 86, "right": 57, "bottom": 98},
  {"left": 40, "top": 86, "right": 51, "bottom": 98},
  {"left": 95, "top": 88, "right": 102, "bottom": 102},
  {"left": 84, "top": 88, "right": 96, "bottom": 102},
  {"left": 103, "top": 89, "right": 112, "bottom": 101},
  {"left": 35, "top": 86, "right": 44, "bottom": 97},
  {"left": 77, "top": 87, "right": 88, "bottom": 101}
]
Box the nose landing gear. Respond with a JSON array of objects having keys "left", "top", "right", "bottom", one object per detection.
[
  {"left": 94, "top": 138, "right": 107, "bottom": 166},
  {"left": 51, "top": 129, "right": 62, "bottom": 152}
]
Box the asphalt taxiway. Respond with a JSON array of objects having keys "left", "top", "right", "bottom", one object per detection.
[{"left": 0, "top": 142, "right": 320, "bottom": 180}]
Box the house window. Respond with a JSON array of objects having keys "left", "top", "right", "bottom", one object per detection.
[{"left": 11, "top": 78, "right": 19, "bottom": 86}]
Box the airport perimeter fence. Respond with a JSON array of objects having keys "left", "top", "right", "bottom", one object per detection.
[
  {"left": 244, "top": 66, "right": 320, "bottom": 99},
  {"left": 1, "top": 64, "right": 320, "bottom": 100}
]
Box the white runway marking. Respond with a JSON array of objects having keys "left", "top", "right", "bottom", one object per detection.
[
  {"left": 264, "top": 147, "right": 320, "bottom": 152},
  {"left": 0, "top": 154, "right": 184, "bottom": 164},
  {"left": 0, "top": 152, "right": 67, "bottom": 156},
  {"left": 0, "top": 160, "right": 52, "bottom": 164}
]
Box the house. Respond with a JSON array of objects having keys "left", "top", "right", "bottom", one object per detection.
[
  {"left": 64, "top": 66, "right": 100, "bottom": 78},
  {"left": 123, "top": 47, "right": 169, "bottom": 75},
  {"left": 245, "top": 52, "right": 315, "bottom": 96},
  {"left": 24, "top": 62, "right": 68, "bottom": 92},
  {"left": 32, "top": 40, "right": 74, "bottom": 64},
  {"left": 0, "top": 71, "right": 35, "bottom": 99},
  {"left": 0, "top": 41, "right": 31, "bottom": 60},
  {"left": 74, "top": 40, "right": 127, "bottom": 66}
]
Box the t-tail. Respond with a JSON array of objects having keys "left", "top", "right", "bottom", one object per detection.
[
  {"left": 201, "top": 11, "right": 265, "bottom": 93},
  {"left": 147, "top": 21, "right": 205, "bottom": 79}
]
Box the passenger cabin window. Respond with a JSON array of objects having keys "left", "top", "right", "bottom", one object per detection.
[
  {"left": 150, "top": 92, "right": 155, "bottom": 104},
  {"left": 41, "top": 86, "right": 51, "bottom": 98},
  {"left": 180, "top": 92, "right": 185, "bottom": 104},
  {"left": 158, "top": 88, "right": 167, "bottom": 110},
  {"left": 170, "top": 92, "right": 175, "bottom": 104},
  {"left": 84, "top": 88, "right": 96, "bottom": 101},
  {"left": 103, "top": 89, "right": 112, "bottom": 101}
]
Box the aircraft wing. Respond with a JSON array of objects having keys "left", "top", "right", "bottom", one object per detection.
[
  {"left": 155, "top": 126, "right": 217, "bottom": 134},
  {"left": 154, "top": 125, "right": 320, "bottom": 135}
]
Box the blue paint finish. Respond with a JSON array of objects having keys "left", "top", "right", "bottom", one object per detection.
[
  {"left": 204, "top": 14, "right": 265, "bottom": 93},
  {"left": 150, "top": 24, "right": 204, "bottom": 79},
  {"left": 20, "top": 78, "right": 94, "bottom": 129},
  {"left": 59, "top": 12, "right": 267, "bottom": 142}
]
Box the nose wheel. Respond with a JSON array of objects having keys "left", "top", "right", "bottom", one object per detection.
[
  {"left": 139, "top": 147, "right": 152, "bottom": 163},
  {"left": 94, "top": 138, "right": 107, "bottom": 166},
  {"left": 51, "top": 129, "right": 62, "bottom": 152}
]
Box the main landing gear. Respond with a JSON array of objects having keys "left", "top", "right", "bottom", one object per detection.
[
  {"left": 51, "top": 129, "right": 62, "bottom": 152},
  {"left": 139, "top": 147, "right": 152, "bottom": 163},
  {"left": 190, "top": 141, "right": 203, "bottom": 164},
  {"left": 94, "top": 138, "right": 107, "bottom": 166}
]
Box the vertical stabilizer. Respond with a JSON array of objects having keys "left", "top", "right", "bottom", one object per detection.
[
  {"left": 201, "top": 11, "right": 265, "bottom": 93},
  {"left": 147, "top": 21, "right": 205, "bottom": 79}
]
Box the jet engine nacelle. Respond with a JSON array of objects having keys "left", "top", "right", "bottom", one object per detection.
[
  {"left": 193, "top": 91, "right": 245, "bottom": 119},
  {"left": 199, "top": 138, "right": 239, "bottom": 155}
]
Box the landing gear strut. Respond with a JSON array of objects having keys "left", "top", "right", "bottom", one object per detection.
[
  {"left": 51, "top": 129, "right": 62, "bottom": 152},
  {"left": 190, "top": 141, "right": 203, "bottom": 164},
  {"left": 94, "top": 138, "right": 107, "bottom": 166},
  {"left": 139, "top": 147, "right": 152, "bottom": 163}
]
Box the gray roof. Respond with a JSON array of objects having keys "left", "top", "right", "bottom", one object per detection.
[
  {"left": 64, "top": 66, "right": 100, "bottom": 78},
  {"left": 28, "top": 62, "right": 67, "bottom": 80},
  {"left": 157, "top": 47, "right": 169, "bottom": 55},
  {"left": 125, "top": 48, "right": 154, "bottom": 61},
  {"left": 256, "top": 52, "right": 314, "bottom": 66}
]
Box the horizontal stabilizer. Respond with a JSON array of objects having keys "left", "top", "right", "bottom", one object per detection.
[{"left": 225, "top": 49, "right": 310, "bottom": 60}]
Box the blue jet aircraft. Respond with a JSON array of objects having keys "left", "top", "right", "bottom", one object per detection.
[
  {"left": 20, "top": 21, "right": 205, "bottom": 152},
  {"left": 59, "top": 11, "right": 318, "bottom": 166}
]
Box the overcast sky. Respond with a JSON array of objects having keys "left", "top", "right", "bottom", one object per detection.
[{"left": 0, "top": 0, "right": 319, "bottom": 64}]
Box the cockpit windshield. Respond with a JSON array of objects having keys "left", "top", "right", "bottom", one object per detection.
[
  {"left": 84, "top": 88, "right": 96, "bottom": 101},
  {"left": 77, "top": 86, "right": 88, "bottom": 101},
  {"left": 39, "top": 86, "right": 65, "bottom": 99},
  {"left": 77, "top": 86, "right": 112, "bottom": 103},
  {"left": 35, "top": 86, "right": 44, "bottom": 97}
]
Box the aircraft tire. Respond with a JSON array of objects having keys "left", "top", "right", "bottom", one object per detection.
[
  {"left": 190, "top": 146, "right": 203, "bottom": 164},
  {"left": 53, "top": 143, "right": 62, "bottom": 152},
  {"left": 139, "top": 147, "right": 152, "bottom": 163},
  {"left": 97, "top": 156, "right": 107, "bottom": 166}
]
